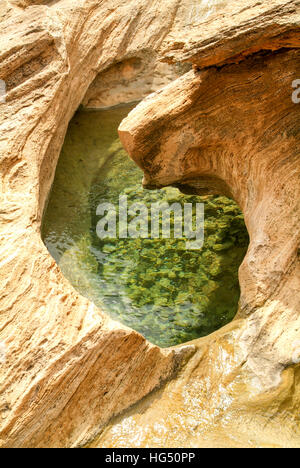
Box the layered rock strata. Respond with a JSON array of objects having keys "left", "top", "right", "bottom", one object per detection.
[{"left": 0, "top": 0, "right": 299, "bottom": 448}]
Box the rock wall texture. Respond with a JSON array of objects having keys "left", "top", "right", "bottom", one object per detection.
[
  {"left": 0, "top": 0, "right": 199, "bottom": 448},
  {"left": 0, "top": 0, "right": 299, "bottom": 448},
  {"left": 115, "top": 0, "right": 300, "bottom": 447}
]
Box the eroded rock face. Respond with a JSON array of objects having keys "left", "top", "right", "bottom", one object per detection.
[
  {"left": 115, "top": 0, "right": 300, "bottom": 447},
  {"left": 82, "top": 54, "right": 192, "bottom": 109},
  {"left": 0, "top": 0, "right": 200, "bottom": 448},
  {"left": 120, "top": 50, "right": 300, "bottom": 326},
  {"left": 0, "top": 0, "right": 299, "bottom": 448}
]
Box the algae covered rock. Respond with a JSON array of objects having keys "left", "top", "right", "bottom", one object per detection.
[{"left": 43, "top": 105, "right": 249, "bottom": 348}]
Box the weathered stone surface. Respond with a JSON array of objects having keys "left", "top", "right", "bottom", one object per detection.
[
  {"left": 115, "top": 1, "right": 300, "bottom": 447},
  {"left": 90, "top": 320, "right": 300, "bottom": 448},
  {"left": 82, "top": 57, "right": 191, "bottom": 109},
  {"left": 0, "top": 0, "right": 199, "bottom": 448},
  {"left": 0, "top": 0, "right": 299, "bottom": 449},
  {"left": 162, "top": 0, "right": 300, "bottom": 67}
]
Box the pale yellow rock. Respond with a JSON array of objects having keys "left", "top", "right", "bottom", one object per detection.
[
  {"left": 115, "top": 1, "right": 300, "bottom": 449},
  {"left": 90, "top": 322, "right": 300, "bottom": 448},
  {"left": 0, "top": 0, "right": 299, "bottom": 449},
  {"left": 0, "top": 0, "right": 199, "bottom": 448}
]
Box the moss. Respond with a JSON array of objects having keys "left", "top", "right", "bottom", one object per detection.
[{"left": 42, "top": 104, "right": 249, "bottom": 348}]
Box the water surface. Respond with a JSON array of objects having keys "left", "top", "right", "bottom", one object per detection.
[{"left": 42, "top": 104, "right": 249, "bottom": 347}]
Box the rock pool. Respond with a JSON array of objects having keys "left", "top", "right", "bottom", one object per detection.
[{"left": 42, "top": 104, "right": 249, "bottom": 347}]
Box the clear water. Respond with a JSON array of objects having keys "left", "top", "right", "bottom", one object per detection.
[{"left": 42, "top": 104, "right": 249, "bottom": 348}]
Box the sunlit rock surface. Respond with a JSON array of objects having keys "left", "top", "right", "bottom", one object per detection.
[
  {"left": 42, "top": 104, "right": 249, "bottom": 348},
  {"left": 114, "top": 0, "right": 300, "bottom": 448},
  {"left": 0, "top": 0, "right": 299, "bottom": 448}
]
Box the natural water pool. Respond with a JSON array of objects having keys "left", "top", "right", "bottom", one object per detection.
[{"left": 42, "top": 104, "right": 249, "bottom": 348}]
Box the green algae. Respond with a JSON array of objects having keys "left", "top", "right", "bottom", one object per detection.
[{"left": 42, "top": 104, "right": 249, "bottom": 348}]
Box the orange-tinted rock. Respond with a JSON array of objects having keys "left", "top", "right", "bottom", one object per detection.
[{"left": 0, "top": 0, "right": 299, "bottom": 448}]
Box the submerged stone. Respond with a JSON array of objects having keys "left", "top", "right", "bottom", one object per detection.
[{"left": 42, "top": 104, "right": 249, "bottom": 348}]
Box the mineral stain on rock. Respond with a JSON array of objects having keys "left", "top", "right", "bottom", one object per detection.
[{"left": 42, "top": 104, "right": 249, "bottom": 347}]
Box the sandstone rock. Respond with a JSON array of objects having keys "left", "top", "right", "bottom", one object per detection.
[
  {"left": 0, "top": 0, "right": 198, "bottom": 448},
  {"left": 81, "top": 57, "right": 191, "bottom": 110},
  {"left": 0, "top": 0, "right": 299, "bottom": 449},
  {"left": 115, "top": 0, "right": 300, "bottom": 447},
  {"left": 162, "top": 0, "right": 300, "bottom": 67}
]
